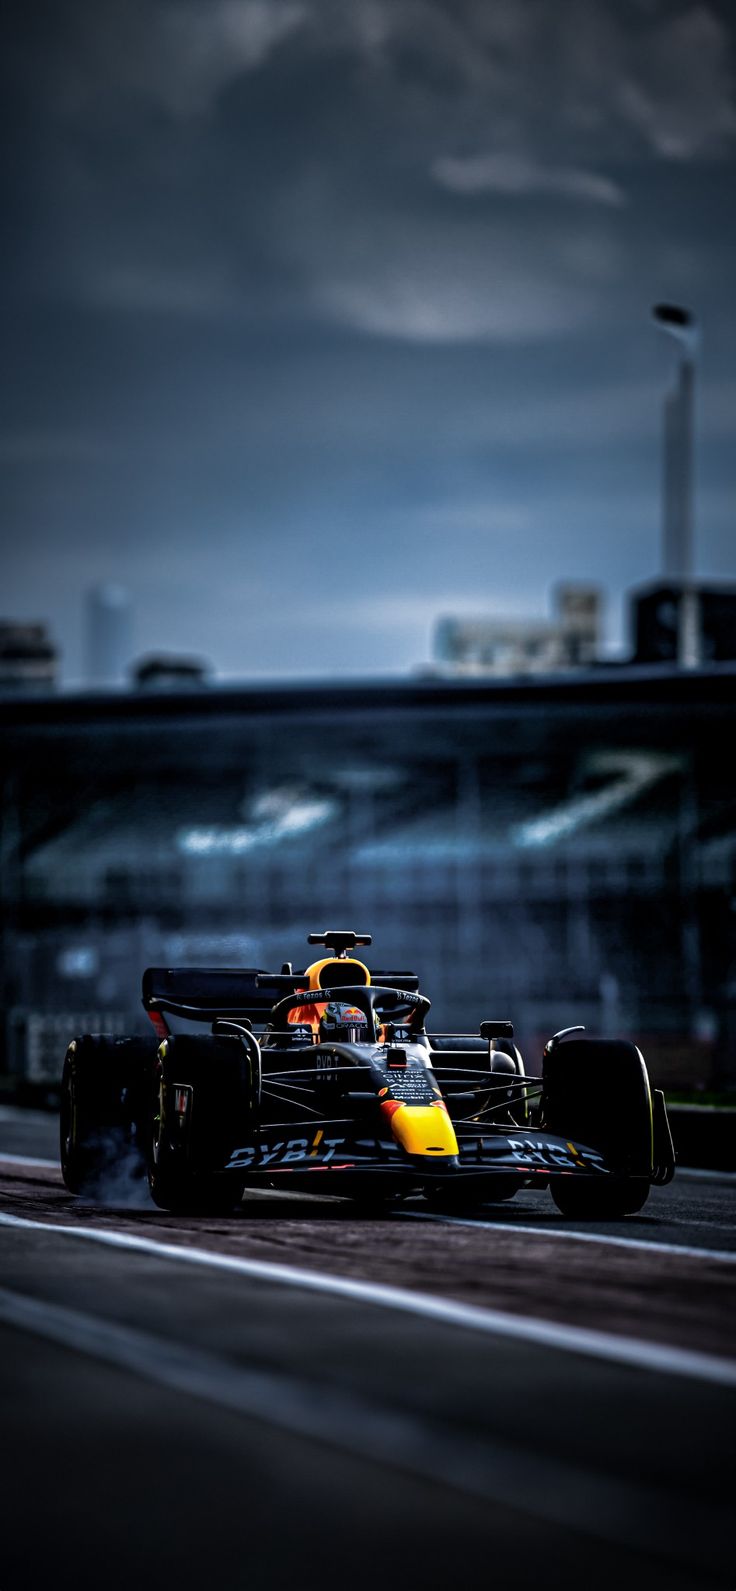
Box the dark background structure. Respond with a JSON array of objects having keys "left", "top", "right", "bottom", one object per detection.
[{"left": 3, "top": 663, "right": 734, "bottom": 1096}]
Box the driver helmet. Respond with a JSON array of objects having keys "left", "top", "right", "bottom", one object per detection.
[{"left": 319, "top": 1002, "right": 369, "bottom": 1044}]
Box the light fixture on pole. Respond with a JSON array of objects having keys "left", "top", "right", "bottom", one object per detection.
[{"left": 652, "top": 303, "right": 699, "bottom": 668}]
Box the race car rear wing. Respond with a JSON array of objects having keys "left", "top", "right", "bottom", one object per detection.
[{"left": 142, "top": 965, "right": 420, "bottom": 1025}]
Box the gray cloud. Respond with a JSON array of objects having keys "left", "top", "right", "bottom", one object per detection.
[
  {"left": 18, "top": 0, "right": 732, "bottom": 353},
  {"left": 278, "top": 158, "right": 627, "bottom": 343},
  {"left": 311, "top": 247, "right": 605, "bottom": 344},
  {"left": 432, "top": 152, "right": 626, "bottom": 206},
  {"left": 2, "top": 0, "right": 735, "bottom": 682},
  {"left": 319, "top": 0, "right": 736, "bottom": 165},
  {"left": 47, "top": 0, "right": 310, "bottom": 118},
  {"left": 28, "top": 1, "right": 736, "bottom": 159},
  {"left": 85, "top": 263, "right": 239, "bottom": 317},
  {"left": 616, "top": 5, "right": 736, "bottom": 159}
]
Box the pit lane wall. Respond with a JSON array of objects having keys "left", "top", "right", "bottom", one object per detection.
[{"left": 668, "top": 1106, "right": 736, "bottom": 1174}]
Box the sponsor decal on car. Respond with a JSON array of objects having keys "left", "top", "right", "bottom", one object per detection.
[
  {"left": 464, "top": 1133, "right": 607, "bottom": 1171},
  {"left": 226, "top": 1131, "right": 347, "bottom": 1171}
]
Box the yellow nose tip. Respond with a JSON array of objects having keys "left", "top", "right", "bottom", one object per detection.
[{"left": 382, "top": 1102, "right": 459, "bottom": 1157}]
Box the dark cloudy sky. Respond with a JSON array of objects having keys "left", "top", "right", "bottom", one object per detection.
[{"left": 2, "top": 0, "right": 735, "bottom": 681}]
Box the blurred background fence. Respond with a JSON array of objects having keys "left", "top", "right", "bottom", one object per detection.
[{"left": 2, "top": 665, "right": 734, "bottom": 1096}]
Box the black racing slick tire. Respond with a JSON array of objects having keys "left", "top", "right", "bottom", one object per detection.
[
  {"left": 147, "top": 1034, "right": 255, "bottom": 1214},
  {"left": 60, "top": 1034, "right": 156, "bottom": 1195},
  {"left": 542, "top": 1035, "right": 654, "bottom": 1219}
]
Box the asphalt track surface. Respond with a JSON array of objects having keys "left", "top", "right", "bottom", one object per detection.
[{"left": 1, "top": 1107, "right": 733, "bottom": 1591}]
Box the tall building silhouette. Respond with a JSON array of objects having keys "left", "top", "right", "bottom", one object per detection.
[{"left": 85, "top": 583, "right": 132, "bottom": 687}]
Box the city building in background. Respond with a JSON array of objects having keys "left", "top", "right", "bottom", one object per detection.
[
  {"left": 433, "top": 583, "right": 602, "bottom": 676},
  {"left": 632, "top": 582, "right": 736, "bottom": 667},
  {"left": 653, "top": 302, "right": 701, "bottom": 670},
  {"left": 0, "top": 623, "right": 58, "bottom": 693},
  {"left": 132, "top": 654, "right": 212, "bottom": 691},
  {"left": 85, "top": 582, "right": 133, "bottom": 688}
]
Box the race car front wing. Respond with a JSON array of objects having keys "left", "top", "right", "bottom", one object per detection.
[{"left": 224, "top": 1123, "right": 610, "bottom": 1180}]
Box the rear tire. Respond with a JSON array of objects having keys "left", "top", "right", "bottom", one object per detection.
[
  {"left": 60, "top": 1035, "right": 156, "bottom": 1195},
  {"left": 542, "top": 1036, "right": 653, "bottom": 1219},
  {"left": 148, "top": 1159, "right": 245, "bottom": 1217}
]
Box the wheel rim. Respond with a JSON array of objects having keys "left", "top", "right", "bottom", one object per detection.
[
  {"left": 61, "top": 1071, "right": 74, "bottom": 1163},
  {"left": 151, "top": 1066, "right": 165, "bottom": 1169}
]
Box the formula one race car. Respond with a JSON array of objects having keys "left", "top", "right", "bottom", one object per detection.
[{"left": 60, "top": 930, "right": 675, "bottom": 1217}]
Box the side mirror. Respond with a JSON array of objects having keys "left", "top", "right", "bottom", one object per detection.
[
  {"left": 543, "top": 1025, "right": 585, "bottom": 1055},
  {"left": 480, "top": 1020, "right": 514, "bottom": 1040}
]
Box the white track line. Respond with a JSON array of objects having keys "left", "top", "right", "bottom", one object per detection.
[
  {"left": 0, "top": 1284, "right": 730, "bottom": 1566},
  {"left": 0, "top": 1153, "right": 58, "bottom": 1171},
  {"left": 402, "top": 1209, "right": 736, "bottom": 1265},
  {"left": 677, "top": 1166, "right": 736, "bottom": 1183},
  {"left": 0, "top": 1209, "right": 734, "bottom": 1387}
]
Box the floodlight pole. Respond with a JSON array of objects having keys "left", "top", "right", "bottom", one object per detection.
[{"left": 652, "top": 303, "right": 699, "bottom": 668}]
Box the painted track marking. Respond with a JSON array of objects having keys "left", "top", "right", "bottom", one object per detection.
[
  {"left": 401, "top": 1208, "right": 736, "bottom": 1264},
  {"left": 0, "top": 1209, "right": 734, "bottom": 1387},
  {"left": 0, "top": 1284, "right": 731, "bottom": 1570},
  {"left": 0, "top": 1153, "right": 58, "bottom": 1171}
]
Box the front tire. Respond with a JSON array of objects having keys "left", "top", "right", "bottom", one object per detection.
[
  {"left": 550, "top": 1176, "right": 650, "bottom": 1219},
  {"left": 542, "top": 1035, "right": 653, "bottom": 1219}
]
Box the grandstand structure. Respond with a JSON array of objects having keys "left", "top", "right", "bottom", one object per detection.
[{"left": 1, "top": 666, "right": 734, "bottom": 1092}]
